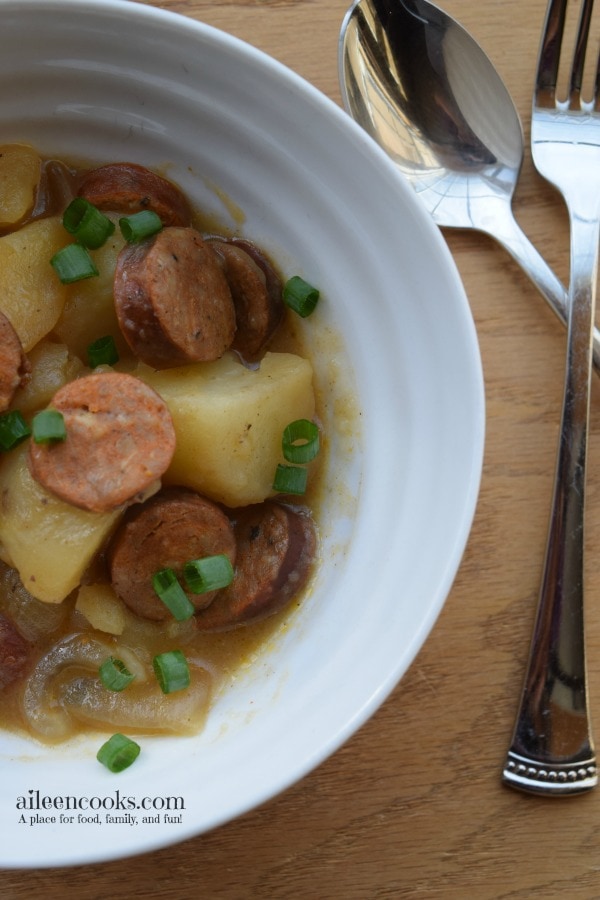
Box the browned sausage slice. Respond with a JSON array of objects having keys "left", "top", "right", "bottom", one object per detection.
[
  {"left": 194, "top": 502, "right": 316, "bottom": 631},
  {"left": 208, "top": 238, "right": 284, "bottom": 360},
  {"left": 0, "top": 613, "right": 30, "bottom": 690},
  {"left": 0, "top": 311, "right": 30, "bottom": 412},
  {"left": 77, "top": 162, "right": 192, "bottom": 226},
  {"left": 114, "top": 227, "right": 236, "bottom": 368},
  {"left": 108, "top": 488, "right": 237, "bottom": 621},
  {"left": 28, "top": 372, "right": 176, "bottom": 512}
]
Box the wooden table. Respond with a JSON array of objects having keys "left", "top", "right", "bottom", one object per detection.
[{"left": 4, "top": 0, "right": 600, "bottom": 896}]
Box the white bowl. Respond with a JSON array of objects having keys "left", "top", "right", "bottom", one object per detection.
[{"left": 0, "top": 0, "right": 484, "bottom": 867}]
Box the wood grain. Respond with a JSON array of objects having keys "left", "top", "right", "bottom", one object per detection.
[{"left": 4, "top": 0, "right": 600, "bottom": 895}]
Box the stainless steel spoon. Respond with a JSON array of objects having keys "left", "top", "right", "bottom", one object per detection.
[{"left": 339, "top": 0, "right": 600, "bottom": 372}]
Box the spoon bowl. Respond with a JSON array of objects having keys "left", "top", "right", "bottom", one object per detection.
[
  {"left": 341, "top": 0, "right": 522, "bottom": 225},
  {"left": 339, "top": 0, "right": 600, "bottom": 369}
]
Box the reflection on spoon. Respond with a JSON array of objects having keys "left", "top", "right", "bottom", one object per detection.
[{"left": 339, "top": 0, "right": 600, "bottom": 372}]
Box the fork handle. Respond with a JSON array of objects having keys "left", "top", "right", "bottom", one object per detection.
[
  {"left": 479, "top": 201, "right": 600, "bottom": 375},
  {"left": 503, "top": 211, "right": 599, "bottom": 795}
]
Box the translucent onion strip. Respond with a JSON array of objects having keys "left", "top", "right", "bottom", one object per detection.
[
  {"left": 21, "top": 634, "right": 146, "bottom": 740},
  {"left": 0, "top": 564, "right": 67, "bottom": 641},
  {"left": 59, "top": 668, "right": 210, "bottom": 735}
]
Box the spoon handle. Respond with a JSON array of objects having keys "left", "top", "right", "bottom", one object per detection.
[{"left": 479, "top": 202, "right": 600, "bottom": 374}]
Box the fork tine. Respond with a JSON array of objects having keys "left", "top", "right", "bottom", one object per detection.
[
  {"left": 536, "top": 0, "right": 568, "bottom": 96},
  {"left": 569, "top": 0, "right": 594, "bottom": 98}
]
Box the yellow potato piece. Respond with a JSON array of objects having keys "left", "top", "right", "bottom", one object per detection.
[
  {"left": 76, "top": 584, "right": 127, "bottom": 635},
  {"left": 138, "top": 351, "right": 315, "bottom": 507},
  {"left": 53, "top": 217, "right": 129, "bottom": 360},
  {"left": 0, "top": 143, "right": 41, "bottom": 227},
  {"left": 10, "top": 340, "right": 84, "bottom": 414},
  {"left": 0, "top": 444, "right": 121, "bottom": 603},
  {"left": 0, "top": 217, "right": 71, "bottom": 351}
]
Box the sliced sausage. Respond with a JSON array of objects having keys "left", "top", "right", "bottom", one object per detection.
[
  {"left": 208, "top": 237, "right": 284, "bottom": 359},
  {"left": 0, "top": 613, "right": 30, "bottom": 690},
  {"left": 28, "top": 372, "right": 176, "bottom": 513},
  {"left": 113, "top": 227, "right": 236, "bottom": 368},
  {"left": 108, "top": 488, "right": 237, "bottom": 621},
  {"left": 194, "top": 502, "right": 316, "bottom": 631},
  {"left": 77, "top": 162, "right": 191, "bottom": 226},
  {"left": 0, "top": 311, "right": 30, "bottom": 412}
]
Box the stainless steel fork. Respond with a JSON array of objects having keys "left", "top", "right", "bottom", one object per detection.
[{"left": 503, "top": 0, "right": 600, "bottom": 795}]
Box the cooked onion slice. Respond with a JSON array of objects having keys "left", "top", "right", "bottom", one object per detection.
[
  {"left": 0, "top": 564, "right": 68, "bottom": 641},
  {"left": 59, "top": 670, "right": 210, "bottom": 735},
  {"left": 21, "top": 634, "right": 146, "bottom": 739}
]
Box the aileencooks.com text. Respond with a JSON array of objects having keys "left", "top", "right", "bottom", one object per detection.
[{"left": 16, "top": 788, "right": 185, "bottom": 812}]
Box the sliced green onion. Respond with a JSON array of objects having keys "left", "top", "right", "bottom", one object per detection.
[
  {"left": 119, "top": 210, "right": 163, "bottom": 243},
  {"left": 31, "top": 408, "right": 66, "bottom": 444},
  {"left": 152, "top": 567, "right": 195, "bottom": 621},
  {"left": 183, "top": 554, "right": 234, "bottom": 594},
  {"left": 282, "top": 419, "right": 320, "bottom": 464},
  {"left": 283, "top": 275, "right": 320, "bottom": 318},
  {"left": 0, "top": 410, "right": 31, "bottom": 451},
  {"left": 272, "top": 464, "right": 309, "bottom": 495},
  {"left": 62, "top": 197, "right": 115, "bottom": 249},
  {"left": 153, "top": 650, "right": 191, "bottom": 694},
  {"left": 50, "top": 243, "right": 99, "bottom": 284},
  {"left": 87, "top": 335, "right": 120, "bottom": 368},
  {"left": 96, "top": 733, "right": 141, "bottom": 773},
  {"left": 99, "top": 657, "right": 135, "bottom": 692}
]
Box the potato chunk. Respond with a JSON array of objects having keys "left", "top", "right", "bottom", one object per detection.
[
  {"left": 0, "top": 217, "right": 70, "bottom": 351},
  {"left": 0, "top": 143, "right": 41, "bottom": 227},
  {"left": 10, "top": 340, "right": 84, "bottom": 414},
  {"left": 53, "top": 218, "right": 129, "bottom": 361},
  {"left": 76, "top": 584, "right": 127, "bottom": 635},
  {"left": 138, "top": 352, "right": 315, "bottom": 507},
  {"left": 0, "top": 444, "right": 121, "bottom": 603}
]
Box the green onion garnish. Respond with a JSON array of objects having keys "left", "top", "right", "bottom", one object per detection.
[
  {"left": 119, "top": 210, "right": 163, "bottom": 243},
  {"left": 87, "top": 335, "right": 120, "bottom": 368},
  {"left": 152, "top": 567, "right": 195, "bottom": 621},
  {"left": 0, "top": 410, "right": 31, "bottom": 451},
  {"left": 283, "top": 276, "right": 320, "bottom": 318},
  {"left": 153, "top": 650, "right": 191, "bottom": 695},
  {"left": 96, "top": 733, "right": 141, "bottom": 773},
  {"left": 183, "top": 554, "right": 234, "bottom": 594},
  {"left": 282, "top": 419, "right": 320, "bottom": 464},
  {"left": 31, "top": 409, "right": 67, "bottom": 444},
  {"left": 62, "top": 197, "right": 115, "bottom": 249},
  {"left": 99, "top": 657, "right": 135, "bottom": 692},
  {"left": 50, "top": 243, "right": 99, "bottom": 284},
  {"left": 272, "top": 464, "right": 309, "bottom": 495}
]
